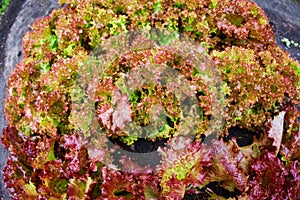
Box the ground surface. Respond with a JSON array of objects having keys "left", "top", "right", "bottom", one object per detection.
[{"left": 0, "top": 0, "right": 299, "bottom": 199}]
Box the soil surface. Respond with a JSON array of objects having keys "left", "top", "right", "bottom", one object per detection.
[
  {"left": 253, "top": 0, "right": 300, "bottom": 61},
  {"left": 0, "top": 0, "right": 299, "bottom": 199}
]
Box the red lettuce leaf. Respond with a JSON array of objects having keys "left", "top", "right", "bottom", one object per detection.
[{"left": 249, "top": 152, "right": 300, "bottom": 199}]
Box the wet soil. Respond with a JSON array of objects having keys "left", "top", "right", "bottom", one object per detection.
[{"left": 253, "top": 0, "right": 300, "bottom": 61}]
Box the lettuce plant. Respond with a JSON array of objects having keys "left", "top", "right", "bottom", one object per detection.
[{"left": 2, "top": 0, "right": 300, "bottom": 199}]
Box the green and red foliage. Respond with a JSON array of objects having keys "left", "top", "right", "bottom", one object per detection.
[
  {"left": 94, "top": 48, "right": 214, "bottom": 145},
  {"left": 2, "top": 0, "right": 300, "bottom": 199},
  {"left": 212, "top": 46, "right": 300, "bottom": 132}
]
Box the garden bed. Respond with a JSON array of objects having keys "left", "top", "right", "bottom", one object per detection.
[{"left": 0, "top": 0, "right": 299, "bottom": 199}]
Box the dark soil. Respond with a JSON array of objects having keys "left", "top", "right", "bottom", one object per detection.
[
  {"left": 253, "top": 0, "right": 300, "bottom": 61},
  {"left": 0, "top": 1, "right": 27, "bottom": 199},
  {"left": 0, "top": 0, "right": 26, "bottom": 69},
  {"left": 0, "top": 0, "right": 299, "bottom": 199}
]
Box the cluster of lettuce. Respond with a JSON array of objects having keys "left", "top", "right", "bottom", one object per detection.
[{"left": 2, "top": 0, "right": 300, "bottom": 199}]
